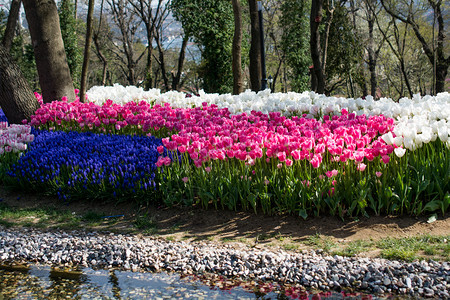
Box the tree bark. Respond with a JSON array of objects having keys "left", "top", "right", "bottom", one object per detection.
[
  {"left": 0, "top": 44, "right": 40, "bottom": 124},
  {"left": 231, "top": 0, "right": 243, "bottom": 95},
  {"left": 79, "top": 0, "right": 95, "bottom": 103},
  {"left": 2, "top": 0, "right": 22, "bottom": 52},
  {"left": 93, "top": 0, "right": 107, "bottom": 86},
  {"left": 22, "top": 0, "right": 76, "bottom": 103},
  {"left": 310, "top": 0, "right": 325, "bottom": 94},
  {"left": 367, "top": 17, "right": 377, "bottom": 97},
  {"left": 93, "top": 33, "right": 108, "bottom": 86},
  {"left": 171, "top": 36, "right": 188, "bottom": 91},
  {"left": 153, "top": 26, "right": 169, "bottom": 91},
  {"left": 248, "top": 0, "right": 261, "bottom": 92},
  {"left": 321, "top": 1, "right": 334, "bottom": 76}
]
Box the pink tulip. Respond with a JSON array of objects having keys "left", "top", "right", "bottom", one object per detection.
[
  {"left": 381, "top": 155, "right": 390, "bottom": 164},
  {"left": 277, "top": 151, "right": 286, "bottom": 162},
  {"left": 356, "top": 163, "right": 366, "bottom": 172}
]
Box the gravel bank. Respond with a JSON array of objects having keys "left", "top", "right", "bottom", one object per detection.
[{"left": 0, "top": 226, "right": 448, "bottom": 298}]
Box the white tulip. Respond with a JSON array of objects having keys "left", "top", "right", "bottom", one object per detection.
[
  {"left": 394, "top": 147, "right": 406, "bottom": 158},
  {"left": 85, "top": 85, "right": 450, "bottom": 149},
  {"left": 382, "top": 132, "right": 394, "bottom": 145},
  {"left": 438, "top": 126, "right": 448, "bottom": 142},
  {"left": 393, "top": 136, "right": 403, "bottom": 147}
]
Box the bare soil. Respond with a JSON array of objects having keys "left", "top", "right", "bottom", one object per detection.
[{"left": 1, "top": 187, "right": 449, "bottom": 255}]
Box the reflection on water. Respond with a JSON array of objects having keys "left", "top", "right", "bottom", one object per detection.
[{"left": 0, "top": 264, "right": 382, "bottom": 299}]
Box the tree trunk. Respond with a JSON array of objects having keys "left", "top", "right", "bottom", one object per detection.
[
  {"left": 435, "top": 63, "right": 447, "bottom": 94},
  {"left": 433, "top": 1, "right": 448, "bottom": 93},
  {"left": 368, "top": 19, "right": 377, "bottom": 97},
  {"left": 310, "top": 0, "right": 325, "bottom": 94},
  {"left": 248, "top": 0, "right": 261, "bottom": 92},
  {"left": 321, "top": 1, "right": 334, "bottom": 76},
  {"left": 22, "top": 0, "right": 76, "bottom": 103},
  {"left": 171, "top": 36, "right": 188, "bottom": 91},
  {"left": 80, "top": 0, "right": 95, "bottom": 103},
  {"left": 2, "top": 0, "right": 22, "bottom": 52},
  {"left": 359, "top": 68, "right": 368, "bottom": 97},
  {"left": 93, "top": 0, "right": 107, "bottom": 86},
  {"left": 153, "top": 27, "right": 169, "bottom": 91},
  {"left": 232, "top": 0, "right": 243, "bottom": 95},
  {"left": 272, "top": 59, "right": 282, "bottom": 93},
  {"left": 0, "top": 44, "right": 40, "bottom": 124},
  {"left": 144, "top": 42, "right": 153, "bottom": 90},
  {"left": 399, "top": 59, "right": 413, "bottom": 98},
  {"left": 93, "top": 33, "right": 108, "bottom": 86}
]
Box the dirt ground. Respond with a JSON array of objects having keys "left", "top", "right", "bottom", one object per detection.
[{"left": 0, "top": 187, "right": 449, "bottom": 254}]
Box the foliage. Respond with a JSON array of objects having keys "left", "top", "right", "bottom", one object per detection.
[
  {"left": 171, "top": 0, "right": 234, "bottom": 94},
  {"left": 0, "top": 9, "right": 39, "bottom": 91},
  {"left": 58, "top": 0, "right": 82, "bottom": 87},
  {"left": 280, "top": 0, "right": 311, "bottom": 92},
  {"left": 7, "top": 89, "right": 447, "bottom": 218},
  {"left": 323, "top": 2, "right": 364, "bottom": 95}
]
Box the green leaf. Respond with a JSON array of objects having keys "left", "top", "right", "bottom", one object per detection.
[
  {"left": 423, "top": 200, "right": 441, "bottom": 213},
  {"left": 299, "top": 209, "right": 308, "bottom": 220}
]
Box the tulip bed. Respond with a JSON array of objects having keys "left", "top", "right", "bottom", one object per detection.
[{"left": 0, "top": 86, "right": 448, "bottom": 219}]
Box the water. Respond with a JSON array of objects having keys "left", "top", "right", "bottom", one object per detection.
[{"left": 0, "top": 264, "right": 387, "bottom": 299}]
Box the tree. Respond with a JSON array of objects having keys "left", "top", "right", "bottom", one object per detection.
[
  {"left": 171, "top": 0, "right": 234, "bottom": 93},
  {"left": 281, "top": 0, "right": 310, "bottom": 92},
  {"left": 170, "top": 36, "right": 188, "bottom": 91},
  {"left": 151, "top": 1, "right": 188, "bottom": 92},
  {"left": 107, "top": 0, "right": 146, "bottom": 86},
  {"left": 248, "top": 0, "right": 261, "bottom": 92},
  {"left": 22, "top": 0, "right": 76, "bottom": 102},
  {"left": 58, "top": 0, "right": 81, "bottom": 86},
  {"left": 128, "top": 0, "right": 163, "bottom": 90},
  {"left": 232, "top": 0, "right": 243, "bottom": 95},
  {"left": 79, "top": 0, "right": 95, "bottom": 102},
  {"left": 0, "top": 44, "right": 39, "bottom": 124},
  {"left": 351, "top": 0, "right": 387, "bottom": 98},
  {"left": 310, "top": 0, "right": 325, "bottom": 93},
  {"left": 92, "top": 0, "right": 108, "bottom": 86},
  {"left": 375, "top": 12, "right": 413, "bottom": 97},
  {"left": 323, "top": 2, "right": 363, "bottom": 95},
  {"left": 380, "top": 0, "right": 449, "bottom": 94},
  {"left": 2, "top": 0, "right": 21, "bottom": 52}
]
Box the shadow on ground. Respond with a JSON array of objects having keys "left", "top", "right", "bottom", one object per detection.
[{"left": 1, "top": 187, "right": 448, "bottom": 249}]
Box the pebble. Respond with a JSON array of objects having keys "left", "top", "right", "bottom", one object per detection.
[{"left": 0, "top": 226, "right": 449, "bottom": 297}]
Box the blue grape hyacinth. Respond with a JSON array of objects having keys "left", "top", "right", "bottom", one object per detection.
[
  {"left": 7, "top": 129, "right": 168, "bottom": 202},
  {"left": 0, "top": 109, "right": 8, "bottom": 123}
]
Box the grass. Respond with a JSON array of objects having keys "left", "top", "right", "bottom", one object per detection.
[
  {"left": 305, "top": 234, "right": 337, "bottom": 253},
  {"left": 294, "top": 232, "right": 449, "bottom": 262},
  {"left": 1, "top": 202, "right": 448, "bottom": 262},
  {"left": 81, "top": 211, "right": 104, "bottom": 223},
  {"left": 376, "top": 235, "right": 450, "bottom": 262},
  {"left": 0, "top": 202, "right": 75, "bottom": 228},
  {"left": 333, "top": 240, "right": 375, "bottom": 257},
  {"left": 0, "top": 202, "right": 123, "bottom": 232},
  {"left": 133, "top": 213, "right": 158, "bottom": 234},
  {"left": 283, "top": 243, "right": 299, "bottom": 251}
]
